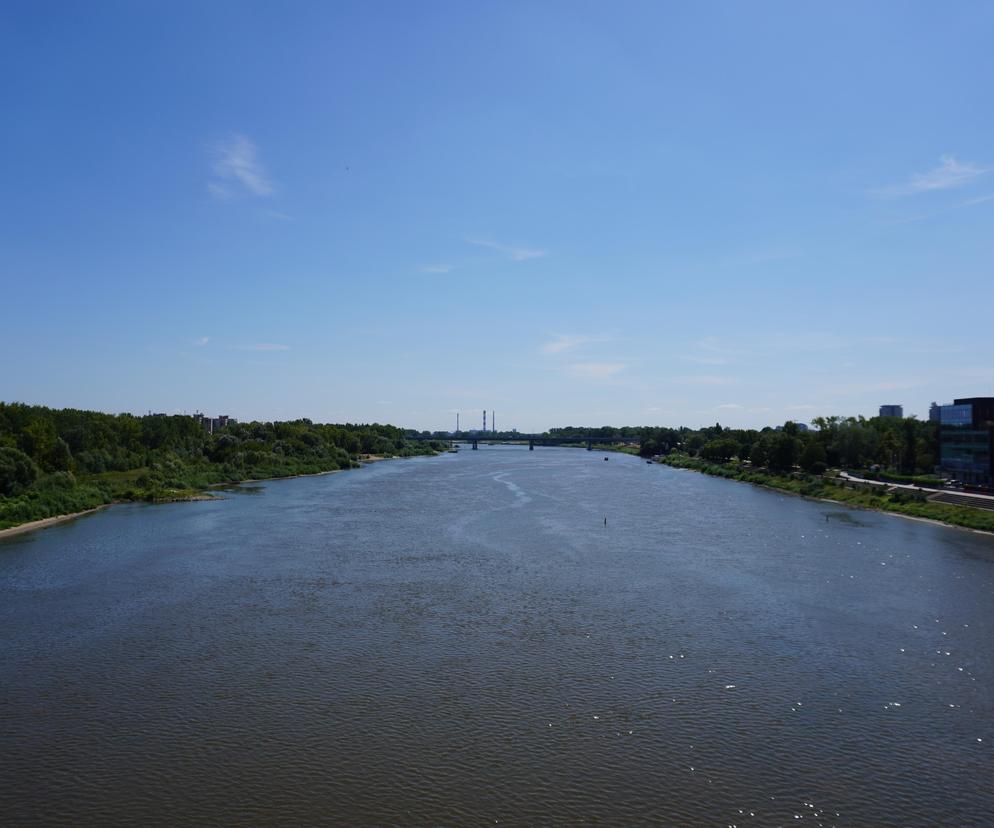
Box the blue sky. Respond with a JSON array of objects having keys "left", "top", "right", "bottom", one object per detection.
[{"left": 2, "top": 1, "right": 993, "bottom": 431}]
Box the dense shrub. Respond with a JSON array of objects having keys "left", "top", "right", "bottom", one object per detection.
[{"left": 0, "top": 447, "right": 39, "bottom": 496}]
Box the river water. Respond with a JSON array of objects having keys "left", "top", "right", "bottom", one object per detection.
[{"left": 1, "top": 447, "right": 992, "bottom": 826}]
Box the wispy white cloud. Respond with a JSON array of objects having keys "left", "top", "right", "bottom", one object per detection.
[
  {"left": 671, "top": 374, "right": 739, "bottom": 386},
  {"left": 194, "top": 336, "right": 210, "bottom": 347},
  {"left": 566, "top": 362, "right": 626, "bottom": 380},
  {"left": 207, "top": 181, "right": 232, "bottom": 200},
  {"left": 682, "top": 336, "right": 749, "bottom": 365},
  {"left": 903, "top": 345, "right": 967, "bottom": 355},
  {"left": 263, "top": 209, "right": 293, "bottom": 221},
  {"left": 696, "top": 336, "right": 729, "bottom": 352},
  {"left": 236, "top": 343, "right": 290, "bottom": 351},
  {"left": 879, "top": 189, "right": 994, "bottom": 225},
  {"left": 684, "top": 355, "right": 730, "bottom": 366},
  {"left": 541, "top": 334, "right": 612, "bottom": 355},
  {"left": 959, "top": 193, "right": 994, "bottom": 207},
  {"left": 420, "top": 264, "right": 454, "bottom": 274},
  {"left": 209, "top": 134, "right": 274, "bottom": 198},
  {"left": 875, "top": 155, "right": 989, "bottom": 197},
  {"left": 715, "top": 403, "right": 743, "bottom": 410},
  {"left": 467, "top": 238, "right": 546, "bottom": 261}
]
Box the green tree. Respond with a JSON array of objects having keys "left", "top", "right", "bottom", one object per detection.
[
  {"left": 701, "top": 438, "right": 740, "bottom": 462},
  {"left": 800, "top": 441, "right": 827, "bottom": 473},
  {"left": 685, "top": 434, "right": 705, "bottom": 456},
  {"left": 900, "top": 418, "right": 918, "bottom": 474},
  {"left": 47, "top": 437, "right": 73, "bottom": 472},
  {"left": 749, "top": 441, "right": 769, "bottom": 467},
  {"left": 833, "top": 419, "right": 878, "bottom": 469},
  {"left": 0, "top": 447, "right": 40, "bottom": 496},
  {"left": 20, "top": 419, "right": 57, "bottom": 462},
  {"left": 767, "top": 433, "right": 801, "bottom": 472}
]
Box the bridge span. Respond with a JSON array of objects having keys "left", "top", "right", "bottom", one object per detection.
[{"left": 409, "top": 434, "right": 641, "bottom": 451}]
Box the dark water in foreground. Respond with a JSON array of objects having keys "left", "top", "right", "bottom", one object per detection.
[{"left": 1, "top": 447, "right": 992, "bottom": 826}]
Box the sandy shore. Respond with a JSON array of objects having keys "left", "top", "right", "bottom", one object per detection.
[
  {"left": 223, "top": 468, "right": 346, "bottom": 485},
  {"left": 813, "top": 495, "right": 994, "bottom": 536},
  {"left": 157, "top": 494, "right": 219, "bottom": 502},
  {"left": 0, "top": 491, "right": 223, "bottom": 540},
  {"left": 0, "top": 506, "right": 111, "bottom": 539}
]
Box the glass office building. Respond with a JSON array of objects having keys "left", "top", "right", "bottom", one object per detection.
[{"left": 938, "top": 397, "right": 994, "bottom": 489}]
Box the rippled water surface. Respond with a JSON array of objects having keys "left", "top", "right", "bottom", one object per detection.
[{"left": 2, "top": 447, "right": 993, "bottom": 826}]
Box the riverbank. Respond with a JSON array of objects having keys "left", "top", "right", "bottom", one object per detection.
[
  {"left": 224, "top": 469, "right": 345, "bottom": 486},
  {"left": 0, "top": 404, "right": 452, "bottom": 536},
  {"left": 0, "top": 451, "right": 444, "bottom": 539},
  {"left": 0, "top": 506, "right": 113, "bottom": 539},
  {"left": 657, "top": 454, "right": 994, "bottom": 535},
  {"left": 0, "top": 491, "right": 221, "bottom": 540}
]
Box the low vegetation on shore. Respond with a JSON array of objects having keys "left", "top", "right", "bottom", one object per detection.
[
  {"left": 568, "top": 417, "right": 992, "bottom": 533},
  {"left": 658, "top": 453, "right": 994, "bottom": 533},
  {"left": 0, "top": 403, "right": 448, "bottom": 531},
  {"left": 555, "top": 415, "right": 940, "bottom": 477}
]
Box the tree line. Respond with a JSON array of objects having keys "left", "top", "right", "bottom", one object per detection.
[
  {"left": 0, "top": 402, "right": 448, "bottom": 529},
  {"left": 552, "top": 416, "right": 939, "bottom": 478}
]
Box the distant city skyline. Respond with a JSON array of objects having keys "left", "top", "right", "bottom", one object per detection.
[{"left": 2, "top": 2, "right": 992, "bottom": 431}]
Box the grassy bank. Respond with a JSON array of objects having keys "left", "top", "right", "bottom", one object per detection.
[
  {"left": 601, "top": 444, "right": 641, "bottom": 456},
  {"left": 657, "top": 454, "right": 994, "bottom": 534},
  {"left": 0, "top": 451, "right": 444, "bottom": 533},
  {"left": 0, "top": 462, "right": 332, "bottom": 531}
]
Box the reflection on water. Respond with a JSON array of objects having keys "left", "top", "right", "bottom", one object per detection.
[
  {"left": 210, "top": 483, "right": 266, "bottom": 494},
  {"left": 822, "top": 510, "right": 871, "bottom": 526},
  {"left": 1, "top": 447, "right": 992, "bottom": 826}
]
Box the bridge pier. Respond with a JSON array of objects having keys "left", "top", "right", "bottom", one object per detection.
[
  {"left": 472, "top": 439, "right": 478, "bottom": 450},
  {"left": 529, "top": 440, "right": 534, "bottom": 450},
  {"left": 587, "top": 441, "right": 593, "bottom": 451}
]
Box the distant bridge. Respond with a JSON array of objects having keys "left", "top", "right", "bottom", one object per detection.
[{"left": 408, "top": 434, "right": 642, "bottom": 451}]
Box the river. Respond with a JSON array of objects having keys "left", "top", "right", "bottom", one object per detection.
[{"left": 1, "top": 446, "right": 992, "bottom": 826}]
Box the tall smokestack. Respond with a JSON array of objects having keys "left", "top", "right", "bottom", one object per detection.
[
  {"left": 483, "top": 410, "right": 487, "bottom": 432},
  {"left": 456, "top": 412, "right": 459, "bottom": 433},
  {"left": 492, "top": 411, "right": 496, "bottom": 433}
]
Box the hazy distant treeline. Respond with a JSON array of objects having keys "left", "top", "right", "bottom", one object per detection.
[{"left": 551, "top": 417, "right": 939, "bottom": 478}]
